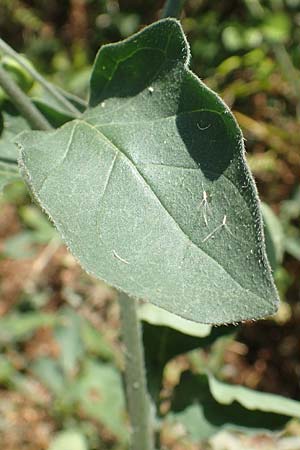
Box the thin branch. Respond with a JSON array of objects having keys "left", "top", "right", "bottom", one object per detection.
[
  {"left": 0, "top": 65, "right": 52, "bottom": 131},
  {"left": 0, "top": 38, "right": 81, "bottom": 117}
]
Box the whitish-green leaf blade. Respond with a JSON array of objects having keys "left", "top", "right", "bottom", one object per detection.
[
  {"left": 139, "top": 302, "right": 211, "bottom": 337},
  {"left": 18, "top": 19, "right": 278, "bottom": 324}
]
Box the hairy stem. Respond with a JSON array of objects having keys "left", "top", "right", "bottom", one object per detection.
[
  {"left": 0, "top": 65, "right": 52, "bottom": 130},
  {"left": 119, "top": 293, "right": 154, "bottom": 450},
  {"left": 0, "top": 38, "right": 81, "bottom": 117},
  {"left": 162, "top": 0, "right": 186, "bottom": 18}
]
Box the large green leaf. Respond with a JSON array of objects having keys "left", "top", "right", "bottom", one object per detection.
[
  {"left": 18, "top": 18, "right": 278, "bottom": 324},
  {"left": 169, "top": 371, "right": 300, "bottom": 441}
]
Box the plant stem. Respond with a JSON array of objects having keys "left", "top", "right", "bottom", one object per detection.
[
  {"left": 0, "top": 65, "right": 52, "bottom": 130},
  {"left": 0, "top": 38, "right": 80, "bottom": 117},
  {"left": 162, "top": 0, "right": 186, "bottom": 18},
  {"left": 119, "top": 293, "right": 154, "bottom": 450}
]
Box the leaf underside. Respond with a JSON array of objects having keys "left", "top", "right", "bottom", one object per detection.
[{"left": 18, "top": 18, "right": 279, "bottom": 324}]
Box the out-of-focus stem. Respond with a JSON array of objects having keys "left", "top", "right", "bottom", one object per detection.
[
  {"left": 0, "top": 65, "right": 51, "bottom": 130},
  {"left": 119, "top": 293, "right": 154, "bottom": 450}
]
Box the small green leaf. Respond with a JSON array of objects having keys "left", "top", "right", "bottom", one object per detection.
[
  {"left": 19, "top": 204, "right": 57, "bottom": 242},
  {"left": 0, "top": 355, "right": 16, "bottom": 385},
  {"left": 81, "top": 319, "right": 116, "bottom": 361},
  {"left": 18, "top": 19, "right": 278, "bottom": 324},
  {"left": 2, "top": 231, "right": 39, "bottom": 259},
  {"left": 33, "top": 99, "right": 76, "bottom": 128},
  {"left": 31, "top": 357, "right": 65, "bottom": 396},
  {"left": 0, "top": 312, "right": 57, "bottom": 344},
  {"left": 54, "top": 308, "right": 84, "bottom": 377},
  {"left": 169, "top": 371, "right": 300, "bottom": 441},
  {"left": 73, "top": 360, "right": 127, "bottom": 441}
]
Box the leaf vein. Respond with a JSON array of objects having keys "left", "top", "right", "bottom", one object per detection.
[{"left": 79, "top": 119, "right": 263, "bottom": 301}]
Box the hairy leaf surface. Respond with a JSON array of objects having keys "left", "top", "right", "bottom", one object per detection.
[{"left": 18, "top": 19, "right": 278, "bottom": 324}]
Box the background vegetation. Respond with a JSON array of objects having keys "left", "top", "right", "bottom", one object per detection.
[{"left": 0, "top": 0, "right": 300, "bottom": 449}]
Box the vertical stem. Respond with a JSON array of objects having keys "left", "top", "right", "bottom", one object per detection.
[
  {"left": 162, "top": 0, "right": 186, "bottom": 18},
  {"left": 119, "top": 293, "right": 154, "bottom": 450},
  {"left": 0, "top": 65, "right": 52, "bottom": 130}
]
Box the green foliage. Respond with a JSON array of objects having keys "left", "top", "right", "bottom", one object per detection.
[
  {"left": 21, "top": 307, "right": 127, "bottom": 442},
  {"left": 1, "top": 55, "right": 34, "bottom": 93},
  {"left": 0, "top": 93, "right": 80, "bottom": 191},
  {"left": 0, "top": 312, "right": 58, "bottom": 344},
  {"left": 169, "top": 371, "right": 300, "bottom": 441},
  {"left": 74, "top": 360, "right": 127, "bottom": 441},
  {"left": 141, "top": 303, "right": 235, "bottom": 404},
  {"left": 18, "top": 19, "right": 278, "bottom": 325},
  {"left": 0, "top": 3, "right": 300, "bottom": 449}
]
